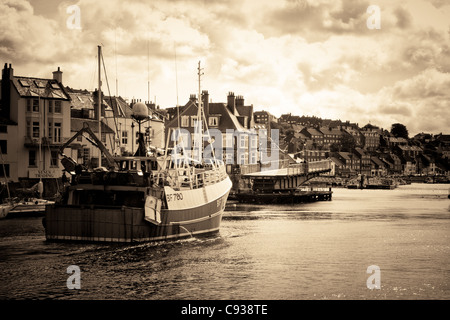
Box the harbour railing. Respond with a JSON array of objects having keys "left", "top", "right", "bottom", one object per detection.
[{"left": 307, "top": 160, "right": 332, "bottom": 173}]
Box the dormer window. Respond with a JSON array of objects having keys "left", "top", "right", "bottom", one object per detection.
[
  {"left": 34, "top": 80, "right": 46, "bottom": 88},
  {"left": 181, "top": 116, "right": 189, "bottom": 127},
  {"left": 208, "top": 116, "right": 219, "bottom": 127},
  {"left": 19, "top": 79, "right": 30, "bottom": 87}
]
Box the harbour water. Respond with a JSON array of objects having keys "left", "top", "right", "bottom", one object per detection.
[{"left": 0, "top": 183, "right": 449, "bottom": 300}]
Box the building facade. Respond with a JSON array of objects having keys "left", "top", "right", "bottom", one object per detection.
[{"left": 0, "top": 63, "right": 71, "bottom": 195}]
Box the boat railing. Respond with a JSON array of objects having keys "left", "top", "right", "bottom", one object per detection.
[{"left": 155, "top": 161, "right": 228, "bottom": 190}]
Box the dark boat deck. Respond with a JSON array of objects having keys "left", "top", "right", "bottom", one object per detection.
[{"left": 234, "top": 187, "right": 332, "bottom": 204}]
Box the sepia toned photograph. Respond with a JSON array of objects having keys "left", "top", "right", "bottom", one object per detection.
[{"left": 0, "top": 0, "right": 449, "bottom": 312}]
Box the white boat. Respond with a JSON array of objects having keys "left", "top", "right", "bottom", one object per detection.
[{"left": 9, "top": 198, "right": 55, "bottom": 214}]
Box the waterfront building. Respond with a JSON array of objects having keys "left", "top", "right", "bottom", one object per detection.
[
  {"left": 353, "top": 147, "right": 372, "bottom": 176},
  {"left": 300, "top": 127, "right": 324, "bottom": 148},
  {"left": 65, "top": 87, "right": 115, "bottom": 168},
  {"left": 361, "top": 123, "right": 382, "bottom": 151},
  {"left": 370, "top": 156, "right": 387, "bottom": 176},
  {"left": 165, "top": 91, "right": 258, "bottom": 167},
  {"left": 254, "top": 110, "right": 277, "bottom": 125},
  {"left": 0, "top": 63, "right": 71, "bottom": 196},
  {"left": 319, "top": 126, "right": 344, "bottom": 147}
]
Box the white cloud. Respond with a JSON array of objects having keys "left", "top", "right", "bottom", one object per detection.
[{"left": 1, "top": 0, "right": 449, "bottom": 135}]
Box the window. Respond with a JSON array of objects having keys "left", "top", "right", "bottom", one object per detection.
[
  {"left": 32, "top": 122, "right": 40, "bottom": 138},
  {"left": 54, "top": 101, "right": 62, "bottom": 113},
  {"left": 239, "top": 134, "right": 247, "bottom": 148},
  {"left": 19, "top": 79, "right": 30, "bottom": 87},
  {"left": 208, "top": 117, "right": 219, "bottom": 127},
  {"left": 82, "top": 148, "right": 90, "bottom": 164},
  {"left": 32, "top": 99, "right": 39, "bottom": 112},
  {"left": 181, "top": 116, "right": 189, "bottom": 127},
  {"left": 48, "top": 100, "right": 53, "bottom": 113},
  {"left": 35, "top": 80, "right": 46, "bottom": 88},
  {"left": 50, "top": 150, "right": 58, "bottom": 167},
  {"left": 250, "top": 135, "right": 257, "bottom": 149},
  {"left": 250, "top": 151, "right": 257, "bottom": 164},
  {"left": 122, "top": 131, "right": 128, "bottom": 144},
  {"left": 27, "top": 99, "right": 31, "bottom": 112},
  {"left": 225, "top": 151, "right": 233, "bottom": 164},
  {"left": 239, "top": 153, "right": 247, "bottom": 165},
  {"left": 29, "top": 150, "right": 37, "bottom": 167},
  {"left": 223, "top": 133, "right": 233, "bottom": 148},
  {"left": 0, "top": 140, "right": 6, "bottom": 154},
  {"left": 191, "top": 116, "right": 199, "bottom": 128},
  {"left": 53, "top": 123, "right": 61, "bottom": 143},
  {"left": 0, "top": 126, "right": 6, "bottom": 133},
  {"left": 48, "top": 122, "right": 53, "bottom": 141}
]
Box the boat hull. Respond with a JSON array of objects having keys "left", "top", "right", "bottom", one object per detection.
[{"left": 44, "top": 177, "right": 232, "bottom": 242}]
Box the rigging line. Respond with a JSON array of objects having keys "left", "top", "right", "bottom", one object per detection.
[
  {"left": 89, "top": 54, "right": 97, "bottom": 91},
  {"left": 101, "top": 50, "right": 121, "bottom": 149},
  {"left": 115, "top": 29, "right": 118, "bottom": 96},
  {"left": 46, "top": 140, "right": 60, "bottom": 193},
  {"left": 174, "top": 44, "right": 180, "bottom": 129},
  {"left": 147, "top": 34, "right": 150, "bottom": 104}
]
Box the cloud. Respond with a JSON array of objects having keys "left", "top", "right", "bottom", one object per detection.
[
  {"left": 1, "top": 0, "right": 449, "bottom": 136},
  {"left": 394, "top": 6, "right": 412, "bottom": 29}
]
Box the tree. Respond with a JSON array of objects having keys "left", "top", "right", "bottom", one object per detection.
[
  {"left": 341, "top": 134, "right": 356, "bottom": 152},
  {"left": 391, "top": 123, "right": 409, "bottom": 139}
]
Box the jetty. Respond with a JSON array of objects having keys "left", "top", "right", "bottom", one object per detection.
[{"left": 233, "top": 160, "right": 333, "bottom": 204}]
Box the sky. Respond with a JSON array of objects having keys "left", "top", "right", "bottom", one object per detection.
[{"left": 1, "top": 0, "right": 449, "bottom": 136}]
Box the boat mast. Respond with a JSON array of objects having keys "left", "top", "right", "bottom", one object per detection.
[
  {"left": 38, "top": 95, "right": 43, "bottom": 198},
  {"left": 195, "top": 61, "right": 204, "bottom": 163},
  {"left": 97, "top": 45, "right": 102, "bottom": 166}
]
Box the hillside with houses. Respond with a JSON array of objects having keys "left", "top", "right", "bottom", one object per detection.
[
  {"left": 272, "top": 113, "right": 450, "bottom": 180},
  {"left": 1, "top": 63, "right": 449, "bottom": 200}
]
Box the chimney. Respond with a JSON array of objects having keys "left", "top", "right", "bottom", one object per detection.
[
  {"left": 53, "top": 67, "right": 63, "bottom": 83},
  {"left": 236, "top": 95, "right": 244, "bottom": 108},
  {"left": 227, "top": 92, "right": 236, "bottom": 115},
  {"left": 202, "top": 90, "right": 209, "bottom": 116},
  {"left": 1, "top": 63, "right": 13, "bottom": 119}
]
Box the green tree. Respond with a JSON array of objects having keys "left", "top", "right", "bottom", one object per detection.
[{"left": 391, "top": 123, "right": 409, "bottom": 139}]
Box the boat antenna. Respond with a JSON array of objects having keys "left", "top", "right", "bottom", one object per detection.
[
  {"left": 193, "top": 61, "right": 204, "bottom": 163},
  {"left": 147, "top": 34, "right": 150, "bottom": 104}
]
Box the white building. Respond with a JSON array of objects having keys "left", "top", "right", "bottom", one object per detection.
[{"left": 0, "top": 63, "right": 71, "bottom": 196}]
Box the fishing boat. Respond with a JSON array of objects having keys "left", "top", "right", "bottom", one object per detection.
[{"left": 43, "top": 56, "right": 232, "bottom": 242}]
